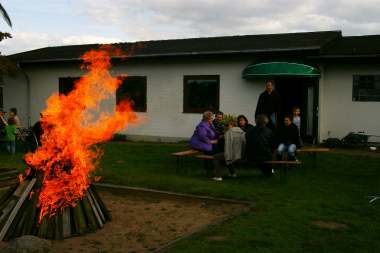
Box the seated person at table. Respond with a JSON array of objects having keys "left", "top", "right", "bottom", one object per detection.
[
  {"left": 212, "top": 118, "right": 246, "bottom": 181},
  {"left": 190, "top": 111, "right": 218, "bottom": 155},
  {"left": 212, "top": 111, "right": 225, "bottom": 152},
  {"left": 245, "top": 114, "right": 274, "bottom": 177},
  {"left": 212, "top": 111, "right": 225, "bottom": 137},
  {"left": 275, "top": 115, "right": 301, "bottom": 161},
  {"left": 237, "top": 114, "right": 254, "bottom": 132}
]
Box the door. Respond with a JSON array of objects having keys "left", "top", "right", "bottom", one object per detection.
[
  {"left": 275, "top": 77, "right": 319, "bottom": 144},
  {"left": 302, "top": 79, "right": 319, "bottom": 144}
]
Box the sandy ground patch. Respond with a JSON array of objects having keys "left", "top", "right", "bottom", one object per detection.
[{"left": 50, "top": 189, "right": 247, "bottom": 253}]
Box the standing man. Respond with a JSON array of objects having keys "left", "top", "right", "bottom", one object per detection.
[
  {"left": 0, "top": 108, "right": 8, "bottom": 152},
  {"left": 255, "top": 80, "right": 281, "bottom": 130}
]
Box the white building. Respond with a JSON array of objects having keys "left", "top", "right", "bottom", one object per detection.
[{"left": 2, "top": 30, "right": 380, "bottom": 142}]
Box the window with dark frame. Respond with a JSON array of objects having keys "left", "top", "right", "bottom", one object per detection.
[
  {"left": 353, "top": 75, "right": 380, "bottom": 102},
  {"left": 183, "top": 75, "right": 220, "bottom": 113},
  {"left": 59, "top": 77, "right": 80, "bottom": 95},
  {"left": 116, "top": 76, "right": 147, "bottom": 112}
]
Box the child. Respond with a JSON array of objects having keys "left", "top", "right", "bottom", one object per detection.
[
  {"left": 292, "top": 106, "right": 301, "bottom": 134},
  {"left": 292, "top": 106, "right": 303, "bottom": 147},
  {"left": 4, "top": 118, "right": 17, "bottom": 155},
  {"left": 275, "top": 115, "right": 300, "bottom": 161}
]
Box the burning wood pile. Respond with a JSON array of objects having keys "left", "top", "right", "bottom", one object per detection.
[
  {"left": 0, "top": 46, "right": 136, "bottom": 241},
  {"left": 0, "top": 173, "right": 109, "bottom": 240}
]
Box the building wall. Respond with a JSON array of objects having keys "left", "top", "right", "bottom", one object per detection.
[
  {"left": 5, "top": 57, "right": 380, "bottom": 143},
  {"left": 3, "top": 74, "right": 29, "bottom": 126},
  {"left": 320, "top": 62, "right": 380, "bottom": 140},
  {"left": 3, "top": 56, "right": 264, "bottom": 140}
]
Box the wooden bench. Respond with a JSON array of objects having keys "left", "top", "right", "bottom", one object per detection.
[
  {"left": 194, "top": 155, "right": 214, "bottom": 176},
  {"left": 297, "top": 147, "right": 330, "bottom": 168},
  {"left": 263, "top": 160, "right": 303, "bottom": 181},
  {"left": 171, "top": 149, "right": 200, "bottom": 172}
]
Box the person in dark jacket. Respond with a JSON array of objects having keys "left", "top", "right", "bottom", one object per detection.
[
  {"left": 275, "top": 115, "right": 301, "bottom": 161},
  {"left": 212, "top": 111, "right": 224, "bottom": 137},
  {"left": 245, "top": 114, "right": 274, "bottom": 177},
  {"left": 237, "top": 114, "right": 254, "bottom": 132},
  {"left": 255, "top": 80, "right": 281, "bottom": 130},
  {"left": 31, "top": 113, "right": 44, "bottom": 149}
]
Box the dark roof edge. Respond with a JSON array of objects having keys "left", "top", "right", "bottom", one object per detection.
[
  {"left": 310, "top": 54, "right": 380, "bottom": 59},
  {"left": 15, "top": 46, "right": 321, "bottom": 64}
]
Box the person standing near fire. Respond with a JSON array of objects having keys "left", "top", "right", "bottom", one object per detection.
[
  {"left": 255, "top": 80, "right": 281, "bottom": 130},
  {"left": 0, "top": 108, "right": 8, "bottom": 152},
  {"left": 4, "top": 117, "right": 17, "bottom": 155},
  {"left": 8, "top": 108, "right": 21, "bottom": 128}
]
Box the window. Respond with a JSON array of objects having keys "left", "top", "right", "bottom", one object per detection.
[
  {"left": 59, "top": 77, "right": 80, "bottom": 95},
  {"left": 116, "top": 76, "right": 147, "bottom": 112},
  {"left": 353, "top": 75, "right": 380, "bottom": 102},
  {"left": 183, "top": 75, "right": 220, "bottom": 113}
]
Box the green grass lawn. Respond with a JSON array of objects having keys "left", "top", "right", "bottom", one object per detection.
[{"left": 1, "top": 142, "right": 380, "bottom": 252}]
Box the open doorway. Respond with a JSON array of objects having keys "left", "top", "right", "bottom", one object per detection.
[{"left": 275, "top": 77, "right": 319, "bottom": 144}]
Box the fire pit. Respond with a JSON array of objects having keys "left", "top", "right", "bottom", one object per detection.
[
  {"left": 0, "top": 46, "right": 137, "bottom": 241},
  {"left": 0, "top": 178, "right": 109, "bottom": 240}
]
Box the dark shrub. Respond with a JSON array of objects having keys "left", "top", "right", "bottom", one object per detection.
[
  {"left": 112, "top": 133, "right": 127, "bottom": 142},
  {"left": 341, "top": 132, "right": 368, "bottom": 148},
  {"left": 323, "top": 138, "right": 342, "bottom": 148}
]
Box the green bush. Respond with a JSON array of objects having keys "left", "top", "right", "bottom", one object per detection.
[
  {"left": 341, "top": 132, "right": 368, "bottom": 148},
  {"left": 323, "top": 138, "right": 342, "bottom": 148},
  {"left": 112, "top": 133, "right": 127, "bottom": 142}
]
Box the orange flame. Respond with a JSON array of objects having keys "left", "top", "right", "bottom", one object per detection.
[{"left": 24, "top": 45, "right": 137, "bottom": 221}]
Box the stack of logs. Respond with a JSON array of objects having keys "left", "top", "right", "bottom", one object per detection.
[{"left": 0, "top": 168, "right": 110, "bottom": 241}]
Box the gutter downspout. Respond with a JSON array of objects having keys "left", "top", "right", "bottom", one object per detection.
[{"left": 18, "top": 64, "right": 31, "bottom": 127}]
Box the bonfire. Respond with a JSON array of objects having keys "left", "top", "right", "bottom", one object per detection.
[{"left": 0, "top": 45, "right": 137, "bottom": 240}]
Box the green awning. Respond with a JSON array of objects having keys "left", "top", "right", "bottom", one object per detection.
[{"left": 242, "top": 62, "right": 321, "bottom": 78}]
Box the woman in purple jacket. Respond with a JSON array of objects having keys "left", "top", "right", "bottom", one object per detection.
[{"left": 190, "top": 111, "right": 218, "bottom": 154}]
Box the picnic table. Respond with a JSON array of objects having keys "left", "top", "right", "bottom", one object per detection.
[{"left": 297, "top": 147, "right": 330, "bottom": 168}]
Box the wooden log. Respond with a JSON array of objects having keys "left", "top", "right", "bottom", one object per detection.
[
  {"left": 21, "top": 191, "right": 39, "bottom": 236},
  {"left": 0, "top": 183, "right": 29, "bottom": 229},
  {"left": 0, "top": 168, "right": 18, "bottom": 172},
  {"left": 0, "top": 186, "right": 16, "bottom": 209},
  {"left": 0, "top": 178, "right": 36, "bottom": 240},
  {"left": 69, "top": 207, "right": 77, "bottom": 235},
  {"left": 90, "top": 185, "right": 111, "bottom": 221},
  {"left": 0, "top": 199, "right": 17, "bottom": 229},
  {"left": 12, "top": 193, "right": 34, "bottom": 239},
  {"left": 4, "top": 200, "right": 28, "bottom": 240},
  {"left": 62, "top": 207, "right": 71, "bottom": 238},
  {"left": 81, "top": 197, "right": 98, "bottom": 231},
  {"left": 0, "top": 179, "right": 19, "bottom": 189},
  {"left": 55, "top": 210, "right": 63, "bottom": 240},
  {"left": 0, "top": 170, "right": 20, "bottom": 178},
  {"left": 86, "top": 190, "right": 104, "bottom": 227},
  {"left": 37, "top": 216, "right": 49, "bottom": 238},
  {"left": 46, "top": 215, "right": 55, "bottom": 239},
  {"left": 0, "top": 177, "right": 19, "bottom": 184},
  {"left": 0, "top": 182, "right": 27, "bottom": 215},
  {"left": 88, "top": 188, "right": 105, "bottom": 223},
  {"left": 72, "top": 202, "right": 87, "bottom": 235}
]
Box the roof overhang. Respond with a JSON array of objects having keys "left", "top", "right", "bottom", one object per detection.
[{"left": 242, "top": 62, "right": 321, "bottom": 79}]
